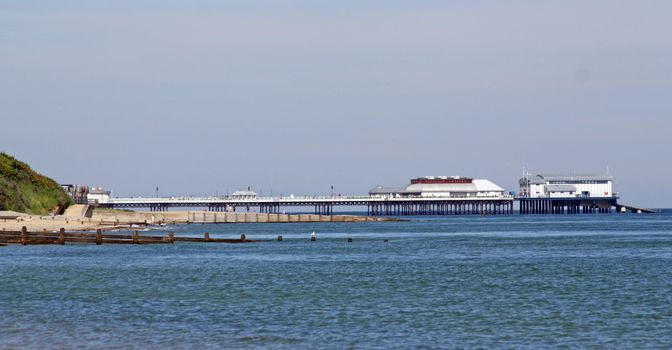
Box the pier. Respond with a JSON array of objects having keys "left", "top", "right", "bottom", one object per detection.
[
  {"left": 367, "top": 199, "right": 513, "bottom": 215},
  {"left": 98, "top": 195, "right": 515, "bottom": 216},
  {"left": 95, "top": 195, "right": 651, "bottom": 216},
  {"left": 86, "top": 174, "right": 651, "bottom": 217},
  {"left": 518, "top": 197, "right": 618, "bottom": 214}
]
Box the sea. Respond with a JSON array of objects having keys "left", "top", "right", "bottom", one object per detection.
[{"left": 2, "top": 211, "right": 672, "bottom": 349}]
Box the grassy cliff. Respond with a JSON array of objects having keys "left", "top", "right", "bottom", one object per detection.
[{"left": 0, "top": 153, "right": 71, "bottom": 215}]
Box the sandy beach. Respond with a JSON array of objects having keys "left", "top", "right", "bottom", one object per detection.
[{"left": 0, "top": 207, "right": 399, "bottom": 233}]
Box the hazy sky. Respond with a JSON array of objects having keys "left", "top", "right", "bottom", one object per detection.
[{"left": 2, "top": 1, "right": 671, "bottom": 206}]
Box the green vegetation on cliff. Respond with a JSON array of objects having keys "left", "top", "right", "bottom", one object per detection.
[{"left": 0, "top": 153, "right": 71, "bottom": 215}]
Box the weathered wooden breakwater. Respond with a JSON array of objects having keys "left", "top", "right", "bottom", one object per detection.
[{"left": 0, "top": 227, "right": 257, "bottom": 246}]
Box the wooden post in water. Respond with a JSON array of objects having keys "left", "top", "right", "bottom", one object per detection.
[
  {"left": 96, "top": 229, "right": 102, "bottom": 245},
  {"left": 204, "top": 232, "right": 210, "bottom": 242},
  {"left": 20, "top": 226, "right": 27, "bottom": 245},
  {"left": 132, "top": 231, "right": 139, "bottom": 244},
  {"left": 58, "top": 228, "right": 65, "bottom": 245},
  {"left": 240, "top": 233, "right": 246, "bottom": 242},
  {"left": 166, "top": 232, "right": 175, "bottom": 243}
]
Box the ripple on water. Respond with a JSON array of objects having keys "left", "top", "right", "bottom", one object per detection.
[{"left": 1, "top": 212, "right": 672, "bottom": 348}]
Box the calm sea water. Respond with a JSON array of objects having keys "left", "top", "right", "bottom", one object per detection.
[{"left": 2, "top": 211, "right": 672, "bottom": 349}]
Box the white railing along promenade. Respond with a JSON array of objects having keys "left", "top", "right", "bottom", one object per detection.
[
  {"left": 100, "top": 194, "right": 514, "bottom": 206},
  {"left": 516, "top": 192, "right": 620, "bottom": 199}
]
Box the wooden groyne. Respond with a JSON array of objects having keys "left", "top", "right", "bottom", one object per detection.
[{"left": 0, "top": 227, "right": 256, "bottom": 246}]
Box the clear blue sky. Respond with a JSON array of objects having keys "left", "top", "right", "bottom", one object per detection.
[{"left": 1, "top": 1, "right": 671, "bottom": 207}]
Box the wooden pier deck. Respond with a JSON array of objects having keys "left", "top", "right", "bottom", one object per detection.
[{"left": 99, "top": 196, "right": 515, "bottom": 216}]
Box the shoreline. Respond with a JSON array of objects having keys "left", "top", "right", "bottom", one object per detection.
[{"left": 0, "top": 209, "right": 403, "bottom": 233}]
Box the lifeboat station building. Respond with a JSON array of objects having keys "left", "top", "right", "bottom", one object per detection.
[
  {"left": 518, "top": 174, "right": 617, "bottom": 214},
  {"left": 519, "top": 174, "right": 614, "bottom": 198}
]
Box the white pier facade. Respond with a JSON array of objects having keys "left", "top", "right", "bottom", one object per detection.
[
  {"left": 98, "top": 175, "right": 514, "bottom": 216},
  {"left": 517, "top": 173, "right": 620, "bottom": 214},
  {"left": 91, "top": 174, "right": 648, "bottom": 216},
  {"left": 97, "top": 195, "right": 514, "bottom": 216}
]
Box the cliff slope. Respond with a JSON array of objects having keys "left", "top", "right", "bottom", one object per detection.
[{"left": 0, "top": 153, "right": 71, "bottom": 215}]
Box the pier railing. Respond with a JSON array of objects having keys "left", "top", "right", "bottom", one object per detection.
[
  {"left": 103, "top": 194, "right": 513, "bottom": 203},
  {"left": 97, "top": 194, "right": 515, "bottom": 215}
]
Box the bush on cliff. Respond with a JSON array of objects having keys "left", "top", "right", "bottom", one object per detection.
[{"left": 0, "top": 152, "right": 71, "bottom": 215}]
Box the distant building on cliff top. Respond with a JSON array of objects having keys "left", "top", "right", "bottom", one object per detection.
[
  {"left": 87, "top": 187, "right": 111, "bottom": 204},
  {"left": 61, "top": 184, "right": 89, "bottom": 204},
  {"left": 61, "top": 184, "right": 112, "bottom": 205}
]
